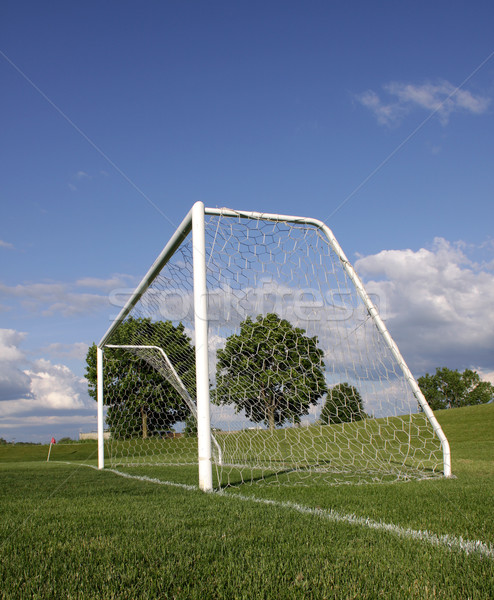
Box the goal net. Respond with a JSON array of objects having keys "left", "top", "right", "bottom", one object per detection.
[{"left": 97, "top": 202, "right": 450, "bottom": 489}]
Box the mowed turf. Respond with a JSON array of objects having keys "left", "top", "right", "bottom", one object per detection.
[{"left": 1, "top": 404, "right": 493, "bottom": 599}]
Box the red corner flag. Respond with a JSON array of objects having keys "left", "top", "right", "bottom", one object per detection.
[{"left": 47, "top": 437, "right": 56, "bottom": 461}]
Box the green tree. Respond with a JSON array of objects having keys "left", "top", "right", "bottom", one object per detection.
[
  {"left": 183, "top": 413, "right": 198, "bottom": 436},
  {"left": 320, "top": 382, "right": 365, "bottom": 425},
  {"left": 214, "top": 313, "right": 327, "bottom": 431},
  {"left": 85, "top": 317, "right": 196, "bottom": 439},
  {"left": 418, "top": 367, "right": 494, "bottom": 410}
]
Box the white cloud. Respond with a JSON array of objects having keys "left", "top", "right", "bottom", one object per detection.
[
  {"left": 42, "top": 342, "right": 89, "bottom": 361},
  {"left": 75, "top": 274, "right": 137, "bottom": 291},
  {"left": 25, "top": 359, "right": 90, "bottom": 411},
  {"left": 67, "top": 170, "right": 92, "bottom": 192},
  {"left": 0, "top": 280, "right": 109, "bottom": 317},
  {"left": 0, "top": 240, "right": 14, "bottom": 249},
  {"left": 355, "top": 238, "right": 494, "bottom": 373},
  {"left": 0, "top": 273, "right": 140, "bottom": 318},
  {"left": 478, "top": 369, "right": 494, "bottom": 385},
  {"left": 0, "top": 329, "right": 92, "bottom": 422},
  {"left": 357, "top": 80, "right": 490, "bottom": 126},
  {"left": 0, "top": 329, "right": 28, "bottom": 362},
  {"left": 0, "top": 413, "right": 96, "bottom": 429},
  {"left": 357, "top": 89, "right": 406, "bottom": 126}
]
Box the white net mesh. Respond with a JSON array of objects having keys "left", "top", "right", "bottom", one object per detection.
[{"left": 102, "top": 209, "right": 444, "bottom": 487}]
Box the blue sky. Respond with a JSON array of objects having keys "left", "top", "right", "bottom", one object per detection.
[{"left": 1, "top": 1, "right": 493, "bottom": 442}]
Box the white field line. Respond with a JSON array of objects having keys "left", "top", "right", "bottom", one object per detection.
[
  {"left": 62, "top": 462, "right": 494, "bottom": 560},
  {"left": 224, "top": 492, "right": 494, "bottom": 561},
  {"left": 58, "top": 462, "right": 198, "bottom": 492}
]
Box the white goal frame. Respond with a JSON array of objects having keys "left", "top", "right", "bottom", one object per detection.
[{"left": 97, "top": 201, "right": 451, "bottom": 491}]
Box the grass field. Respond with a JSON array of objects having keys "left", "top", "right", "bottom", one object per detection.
[{"left": 1, "top": 404, "right": 493, "bottom": 599}]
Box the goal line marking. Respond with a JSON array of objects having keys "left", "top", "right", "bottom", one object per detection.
[{"left": 64, "top": 462, "right": 494, "bottom": 560}]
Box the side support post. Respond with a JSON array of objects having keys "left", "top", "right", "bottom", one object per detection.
[
  {"left": 97, "top": 346, "right": 104, "bottom": 469},
  {"left": 192, "top": 201, "right": 213, "bottom": 492}
]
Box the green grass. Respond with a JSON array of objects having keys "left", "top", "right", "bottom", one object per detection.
[{"left": 1, "top": 404, "right": 493, "bottom": 599}]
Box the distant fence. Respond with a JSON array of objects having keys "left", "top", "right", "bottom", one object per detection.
[
  {"left": 79, "top": 431, "right": 111, "bottom": 441},
  {"left": 78, "top": 431, "right": 184, "bottom": 441}
]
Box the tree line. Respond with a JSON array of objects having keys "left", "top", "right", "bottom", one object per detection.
[{"left": 418, "top": 367, "right": 493, "bottom": 410}]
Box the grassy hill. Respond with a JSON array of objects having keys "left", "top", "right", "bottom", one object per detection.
[{"left": 435, "top": 402, "right": 494, "bottom": 462}]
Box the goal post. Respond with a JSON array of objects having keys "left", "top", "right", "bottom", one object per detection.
[
  {"left": 97, "top": 201, "right": 451, "bottom": 489},
  {"left": 191, "top": 200, "right": 213, "bottom": 492}
]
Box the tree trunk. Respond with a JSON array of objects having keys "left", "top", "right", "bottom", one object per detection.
[
  {"left": 261, "top": 388, "right": 276, "bottom": 432},
  {"left": 141, "top": 406, "right": 148, "bottom": 439},
  {"left": 268, "top": 408, "right": 275, "bottom": 432},
  {"left": 267, "top": 394, "right": 275, "bottom": 432}
]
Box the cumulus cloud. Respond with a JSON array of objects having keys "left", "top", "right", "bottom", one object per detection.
[
  {"left": 0, "top": 368, "right": 32, "bottom": 403},
  {"left": 357, "top": 80, "right": 490, "bottom": 126},
  {"left": 25, "top": 359, "right": 90, "bottom": 411},
  {"left": 0, "top": 329, "right": 28, "bottom": 362},
  {"left": 0, "top": 330, "right": 32, "bottom": 402},
  {"left": 355, "top": 238, "right": 494, "bottom": 373},
  {"left": 0, "top": 329, "right": 92, "bottom": 426},
  {"left": 478, "top": 369, "right": 494, "bottom": 385}
]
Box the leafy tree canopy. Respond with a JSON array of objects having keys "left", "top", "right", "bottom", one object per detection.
[
  {"left": 418, "top": 367, "right": 494, "bottom": 410},
  {"left": 320, "top": 382, "right": 365, "bottom": 425},
  {"left": 214, "top": 313, "right": 327, "bottom": 431},
  {"left": 85, "top": 317, "right": 196, "bottom": 439}
]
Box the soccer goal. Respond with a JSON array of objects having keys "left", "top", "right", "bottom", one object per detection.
[{"left": 97, "top": 201, "right": 451, "bottom": 491}]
